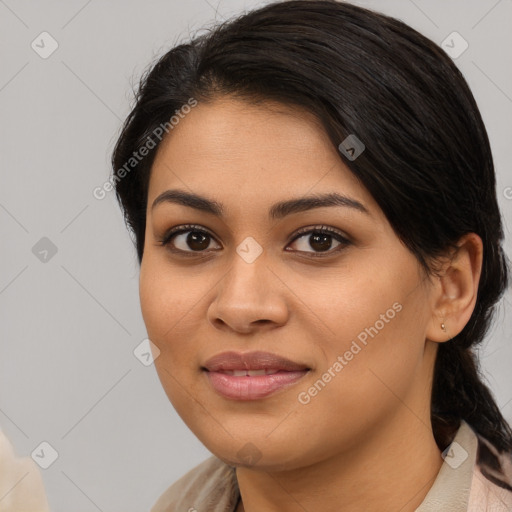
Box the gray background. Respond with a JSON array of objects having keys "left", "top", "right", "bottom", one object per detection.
[{"left": 1, "top": 0, "right": 511, "bottom": 510}]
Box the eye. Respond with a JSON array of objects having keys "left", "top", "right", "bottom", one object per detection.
[
  {"left": 158, "top": 224, "right": 351, "bottom": 257},
  {"left": 287, "top": 225, "right": 351, "bottom": 256},
  {"left": 158, "top": 224, "right": 221, "bottom": 255}
]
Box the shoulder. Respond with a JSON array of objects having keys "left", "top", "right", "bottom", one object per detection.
[
  {"left": 150, "top": 455, "right": 239, "bottom": 512},
  {"left": 0, "top": 429, "right": 51, "bottom": 511}
]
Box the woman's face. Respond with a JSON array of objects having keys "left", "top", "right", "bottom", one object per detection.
[{"left": 139, "top": 97, "right": 439, "bottom": 469}]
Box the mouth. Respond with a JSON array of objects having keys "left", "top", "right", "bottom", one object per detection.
[
  {"left": 216, "top": 369, "right": 287, "bottom": 376},
  {"left": 201, "top": 351, "right": 311, "bottom": 400}
]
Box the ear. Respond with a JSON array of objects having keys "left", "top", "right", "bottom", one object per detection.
[{"left": 425, "top": 233, "right": 483, "bottom": 343}]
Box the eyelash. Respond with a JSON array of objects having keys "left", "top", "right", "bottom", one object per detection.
[{"left": 157, "top": 224, "right": 351, "bottom": 258}]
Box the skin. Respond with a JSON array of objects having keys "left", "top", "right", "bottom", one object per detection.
[{"left": 139, "top": 97, "right": 483, "bottom": 512}]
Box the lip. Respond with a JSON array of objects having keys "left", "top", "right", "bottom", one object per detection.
[
  {"left": 202, "top": 351, "right": 310, "bottom": 372},
  {"left": 202, "top": 351, "right": 311, "bottom": 400}
]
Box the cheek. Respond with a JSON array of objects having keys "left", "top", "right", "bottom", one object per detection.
[
  {"left": 288, "top": 256, "right": 416, "bottom": 354},
  {"left": 139, "top": 256, "right": 216, "bottom": 396},
  {"left": 139, "top": 256, "right": 196, "bottom": 341},
  {"left": 289, "top": 304, "right": 427, "bottom": 461},
  {"left": 139, "top": 261, "right": 206, "bottom": 412},
  {"left": 292, "top": 257, "right": 428, "bottom": 403}
]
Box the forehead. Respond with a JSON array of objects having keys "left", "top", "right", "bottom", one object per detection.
[
  {"left": 153, "top": 97, "right": 331, "bottom": 164},
  {"left": 148, "top": 97, "right": 378, "bottom": 217}
]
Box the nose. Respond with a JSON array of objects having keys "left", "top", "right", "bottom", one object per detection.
[{"left": 206, "top": 250, "right": 289, "bottom": 334}]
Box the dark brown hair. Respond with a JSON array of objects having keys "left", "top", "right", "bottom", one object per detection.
[{"left": 111, "top": 0, "right": 512, "bottom": 452}]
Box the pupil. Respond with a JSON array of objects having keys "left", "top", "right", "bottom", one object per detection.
[
  {"left": 187, "top": 232, "right": 209, "bottom": 250},
  {"left": 310, "top": 233, "right": 331, "bottom": 252}
]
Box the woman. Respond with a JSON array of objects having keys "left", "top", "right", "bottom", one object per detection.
[{"left": 111, "top": 1, "right": 512, "bottom": 510}]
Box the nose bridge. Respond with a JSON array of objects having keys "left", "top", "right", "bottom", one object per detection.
[
  {"left": 223, "top": 238, "right": 270, "bottom": 302},
  {"left": 207, "top": 237, "right": 289, "bottom": 330}
]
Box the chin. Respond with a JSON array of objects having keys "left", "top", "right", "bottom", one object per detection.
[{"left": 194, "top": 429, "right": 313, "bottom": 471}]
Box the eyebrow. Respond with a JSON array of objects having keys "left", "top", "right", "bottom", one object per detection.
[{"left": 151, "top": 189, "right": 370, "bottom": 220}]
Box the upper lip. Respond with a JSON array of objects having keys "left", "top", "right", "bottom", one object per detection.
[{"left": 202, "top": 351, "right": 310, "bottom": 372}]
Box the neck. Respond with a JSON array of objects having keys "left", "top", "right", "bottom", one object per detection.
[{"left": 235, "top": 413, "right": 443, "bottom": 512}]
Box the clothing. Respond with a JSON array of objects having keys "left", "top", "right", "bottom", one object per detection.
[
  {"left": 0, "top": 429, "right": 50, "bottom": 512},
  {"left": 151, "top": 421, "right": 512, "bottom": 511}
]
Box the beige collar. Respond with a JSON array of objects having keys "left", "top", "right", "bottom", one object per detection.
[{"left": 415, "top": 420, "right": 476, "bottom": 511}]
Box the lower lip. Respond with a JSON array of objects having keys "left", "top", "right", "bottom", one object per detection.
[{"left": 204, "top": 370, "right": 309, "bottom": 400}]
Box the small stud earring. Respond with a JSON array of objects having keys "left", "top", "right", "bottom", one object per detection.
[{"left": 441, "top": 323, "right": 447, "bottom": 332}]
